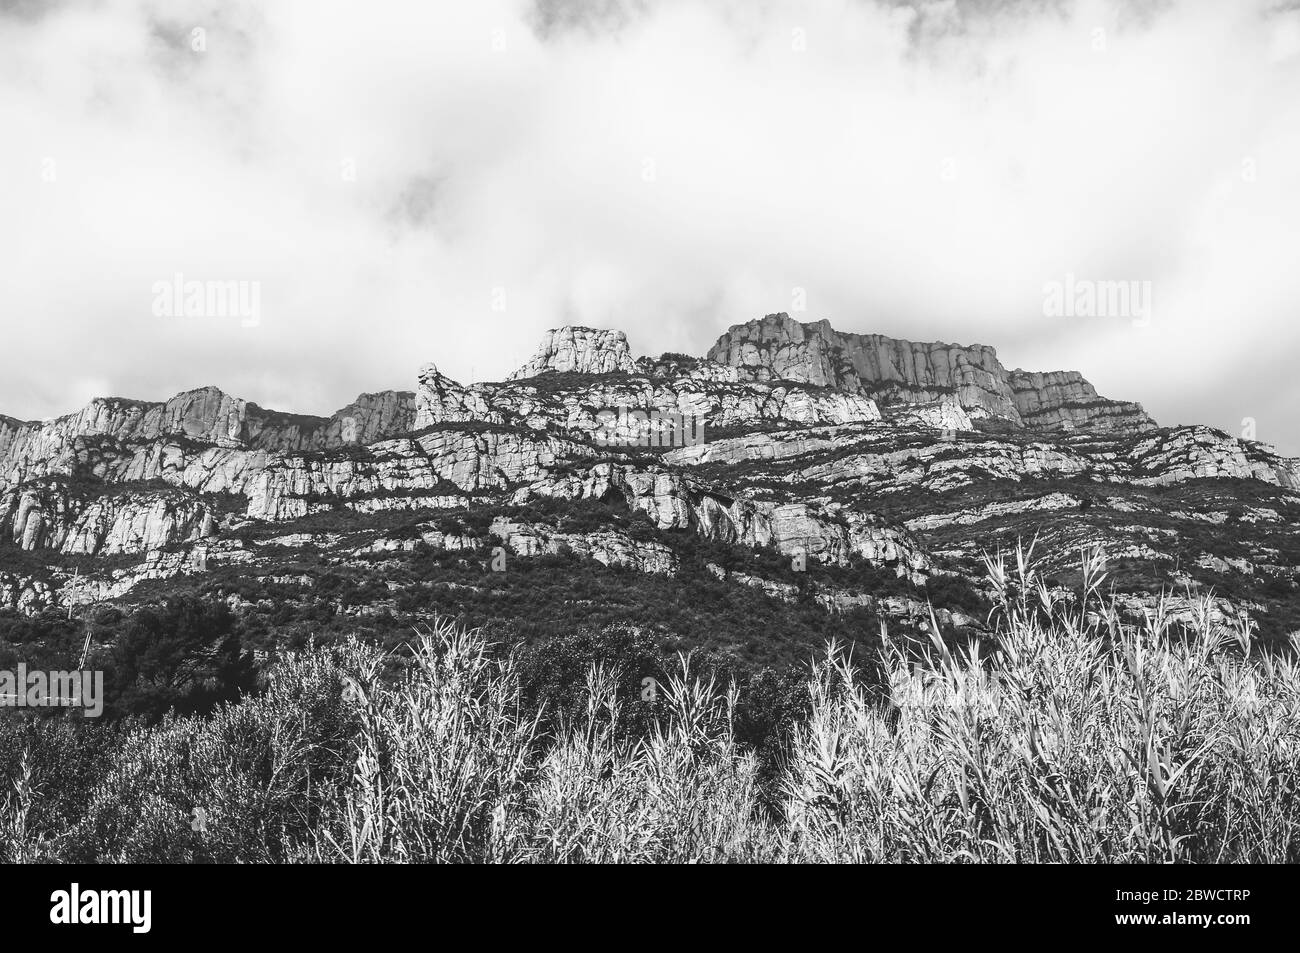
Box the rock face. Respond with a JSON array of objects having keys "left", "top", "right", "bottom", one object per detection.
[
  {"left": 0, "top": 572, "right": 50, "bottom": 612},
  {"left": 882, "top": 398, "right": 974, "bottom": 432},
  {"left": 667, "top": 422, "right": 1300, "bottom": 494},
  {"left": 488, "top": 376, "right": 882, "bottom": 434},
  {"left": 708, "top": 313, "right": 1019, "bottom": 418},
  {"left": 414, "top": 364, "right": 500, "bottom": 429},
  {"left": 508, "top": 327, "right": 635, "bottom": 379},
  {"left": 708, "top": 313, "right": 1155, "bottom": 435},
  {"left": 1008, "top": 370, "right": 1154, "bottom": 434},
  {"left": 507, "top": 462, "right": 932, "bottom": 577},
  {"left": 490, "top": 518, "right": 678, "bottom": 575},
  {"left": 329, "top": 391, "right": 419, "bottom": 447},
  {"left": 415, "top": 350, "right": 881, "bottom": 439},
  {"left": 0, "top": 386, "right": 417, "bottom": 488},
  {"left": 1, "top": 311, "right": 1297, "bottom": 629},
  {"left": 0, "top": 482, "right": 217, "bottom": 556}
]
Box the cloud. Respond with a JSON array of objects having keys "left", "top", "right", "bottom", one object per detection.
[{"left": 2, "top": 0, "right": 1298, "bottom": 452}]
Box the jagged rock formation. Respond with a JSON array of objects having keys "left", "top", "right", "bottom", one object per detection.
[
  {"left": 416, "top": 350, "right": 881, "bottom": 438},
  {"left": 0, "top": 481, "right": 217, "bottom": 555},
  {"left": 666, "top": 423, "right": 1300, "bottom": 492},
  {"left": 1008, "top": 370, "right": 1154, "bottom": 434},
  {"left": 508, "top": 327, "right": 635, "bottom": 379},
  {"left": 881, "top": 398, "right": 974, "bottom": 432},
  {"left": 709, "top": 313, "right": 1019, "bottom": 419},
  {"left": 506, "top": 461, "right": 932, "bottom": 577},
  {"left": 0, "top": 572, "right": 51, "bottom": 612},
  {"left": 490, "top": 518, "right": 678, "bottom": 575},
  {"left": 0, "top": 386, "right": 416, "bottom": 485},
  {"left": 1, "top": 313, "right": 1297, "bottom": 644},
  {"left": 708, "top": 313, "right": 1155, "bottom": 435},
  {"left": 414, "top": 364, "right": 500, "bottom": 428}
]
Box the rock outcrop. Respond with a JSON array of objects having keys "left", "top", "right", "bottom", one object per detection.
[
  {"left": 0, "top": 386, "right": 417, "bottom": 490},
  {"left": 0, "top": 482, "right": 217, "bottom": 556},
  {"left": 414, "top": 364, "right": 500, "bottom": 429},
  {"left": 416, "top": 347, "right": 881, "bottom": 437},
  {"left": 881, "top": 398, "right": 974, "bottom": 432},
  {"left": 508, "top": 462, "right": 932, "bottom": 577},
  {"left": 667, "top": 422, "right": 1300, "bottom": 495},
  {"left": 507, "top": 327, "right": 635, "bottom": 379},
  {"left": 0, "top": 572, "right": 50, "bottom": 613},
  {"left": 1008, "top": 370, "right": 1154, "bottom": 434},
  {"left": 708, "top": 313, "right": 1155, "bottom": 435},
  {"left": 489, "top": 518, "right": 678, "bottom": 575},
  {"left": 708, "top": 313, "right": 1020, "bottom": 420},
  {"left": 2, "top": 311, "right": 1297, "bottom": 626}
]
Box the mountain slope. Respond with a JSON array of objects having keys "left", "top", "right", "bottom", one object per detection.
[{"left": 2, "top": 314, "right": 1298, "bottom": 647}]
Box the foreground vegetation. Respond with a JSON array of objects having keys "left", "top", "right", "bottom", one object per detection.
[{"left": 1, "top": 547, "right": 1297, "bottom": 863}]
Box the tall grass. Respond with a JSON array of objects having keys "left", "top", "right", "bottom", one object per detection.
[
  {"left": 784, "top": 545, "right": 1300, "bottom": 862},
  {"left": 1, "top": 545, "right": 1296, "bottom": 863}
]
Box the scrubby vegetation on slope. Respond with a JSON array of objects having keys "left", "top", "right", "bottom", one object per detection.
[{"left": 1, "top": 546, "right": 1297, "bottom": 863}]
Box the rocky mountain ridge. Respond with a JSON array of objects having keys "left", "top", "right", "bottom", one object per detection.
[
  {"left": 709, "top": 313, "right": 1156, "bottom": 434},
  {"left": 2, "top": 314, "right": 1298, "bottom": 650}
]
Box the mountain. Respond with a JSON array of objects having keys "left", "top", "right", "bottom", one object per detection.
[
  {"left": 708, "top": 313, "right": 1156, "bottom": 433},
  {"left": 3, "top": 313, "right": 1299, "bottom": 660}
]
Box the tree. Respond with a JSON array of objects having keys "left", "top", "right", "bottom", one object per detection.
[{"left": 109, "top": 595, "right": 258, "bottom": 719}]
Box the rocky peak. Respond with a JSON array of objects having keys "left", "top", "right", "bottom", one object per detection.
[
  {"left": 507, "top": 327, "right": 635, "bottom": 380},
  {"left": 0, "top": 310, "right": 1296, "bottom": 632},
  {"left": 414, "top": 364, "right": 499, "bottom": 428},
  {"left": 708, "top": 313, "right": 1017, "bottom": 417},
  {"left": 708, "top": 313, "right": 1155, "bottom": 436},
  {"left": 1008, "top": 369, "right": 1155, "bottom": 434},
  {"left": 157, "top": 386, "right": 249, "bottom": 446}
]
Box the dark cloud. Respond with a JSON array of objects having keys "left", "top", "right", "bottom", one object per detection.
[
  {"left": 0, "top": 0, "right": 72, "bottom": 21},
  {"left": 528, "top": 0, "right": 649, "bottom": 40}
]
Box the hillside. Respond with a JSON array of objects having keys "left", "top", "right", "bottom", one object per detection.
[{"left": 3, "top": 313, "right": 1299, "bottom": 671}]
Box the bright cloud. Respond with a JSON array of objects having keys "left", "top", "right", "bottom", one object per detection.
[{"left": 2, "top": 0, "right": 1298, "bottom": 450}]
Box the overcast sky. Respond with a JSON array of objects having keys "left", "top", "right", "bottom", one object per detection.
[{"left": 3, "top": 0, "right": 1299, "bottom": 451}]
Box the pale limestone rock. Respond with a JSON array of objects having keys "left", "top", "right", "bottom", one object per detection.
[
  {"left": 709, "top": 313, "right": 1021, "bottom": 421},
  {"left": 903, "top": 493, "right": 1083, "bottom": 532},
  {"left": 0, "top": 572, "right": 50, "bottom": 612},
  {"left": 3, "top": 314, "right": 1299, "bottom": 616},
  {"left": 674, "top": 423, "right": 1300, "bottom": 499},
  {"left": 882, "top": 398, "right": 974, "bottom": 432},
  {"left": 488, "top": 375, "right": 881, "bottom": 436},
  {"left": 0, "top": 484, "right": 216, "bottom": 556},
  {"left": 489, "top": 518, "right": 677, "bottom": 574},
  {"left": 508, "top": 462, "right": 932, "bottom": 574},
  {"left": 1008, "top": 369, "right": 1154, "bottom": 434},
  {"left": 0, "top": 386, "right": 417, "bottom": 491},
  {"left": 709, "top": 313, "right": 1156, "bottom": 435},
  {"left": 507, "top": 327, "right": 635, "bottom": 380},
  {"left": 414, "top": 364, "right": 500, "bottom": 428}
]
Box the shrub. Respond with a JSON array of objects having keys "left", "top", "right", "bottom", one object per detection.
[{"left": 2, "top": 545, "right": 1297, "bottom": 863}]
